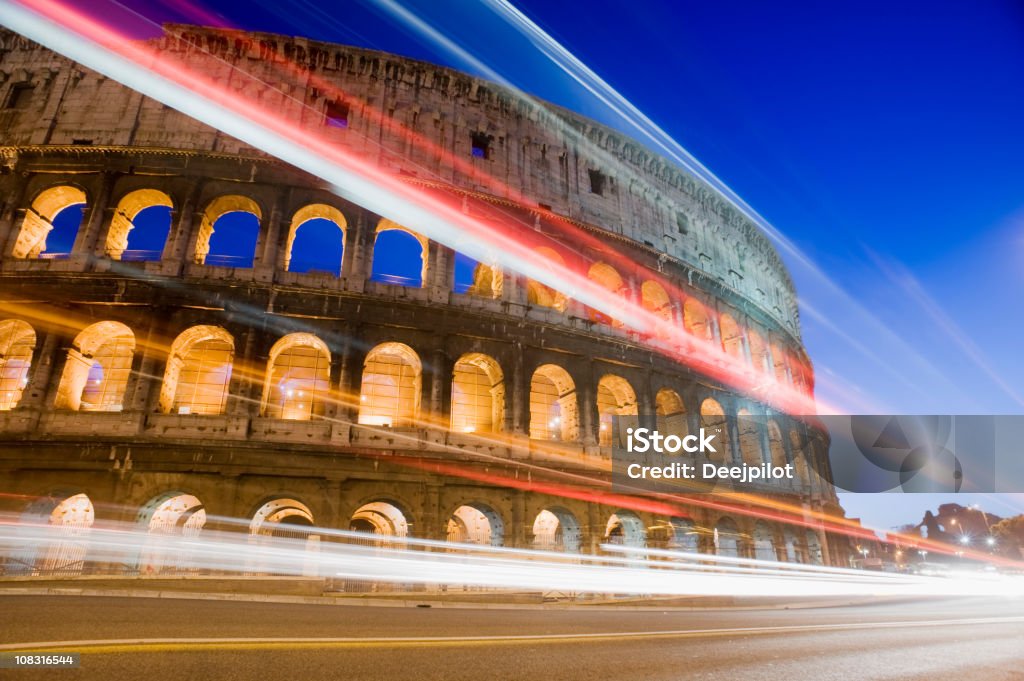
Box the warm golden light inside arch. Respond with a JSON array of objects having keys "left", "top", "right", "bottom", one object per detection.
[
  {"left": 700, "top": 398, "right": 728, "bottom": 464},
  {"left": 55, "top": 320, "right": 135, "bottom": 412},
  {"left": 262, "top": 332, "right": 331, "bottom": 420},
  {"left": 358, "top": 342, "right": 421, "bottom": 427},
  {"left": 451, "top": 352, "right": 504, "bottom": 434},
  {"left": 0, "top": 319, "right": 36, "bottom": 411},
  {"left": 655, "top": 387, "right": 687, "bottom": 440},
  {"left": 587, "top": 262, "right": 625, "bottom": 327},
  {"left": 350, "top": 500, "right": 409, "bottom": 538},
  {"left": 529, "top": 364, "right": 577, "bottom": 442},
  {"left": 160, "top": 325, "right": 234, "bottom": 415},
  {"left": 597, "top": 374, "right": 637, "bottom": 446},
  {"left": 526, "top": 247, "right": 569, "bottom": 311}
]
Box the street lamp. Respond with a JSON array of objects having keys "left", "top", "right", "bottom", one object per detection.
[
  {"left": 986, "top": 536, "right": 996, "bottom": 547},
  {"left": 959, "top": 535, "right": 970, "bottom": 546}
]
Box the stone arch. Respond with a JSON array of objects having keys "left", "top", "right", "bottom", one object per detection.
[
  {"left": 767, "top": 420, "right": 786, "bottom": 469},
  {"left": 753, "top": 521, "right": 776, "bottom": 561},
  {"left": 248, "top": 497, "right": 320, "bottom": 575},
  {"left": 13, "top": 184, "right": 87, "bottom": 259},
  {"left": 790, "top": 429, "right": 810, "bottom": 486},
  {"left": 771, "top": 343, "right": 790, "bottom": 383},
  {"left": 465, "top": 259, "right": 503, "bottom": 298},
  {"left": 587, "top": 262, "right": 625, "bottom": 327},
  {"left": 159, "top": 325, "right": 234, "bottom": 415},
  {"left": 194, "top": 194, "right": 262, "bottom": 267},
  {"left": 748, "top": 329, "right": 769, "bottom": 374},
  {"left": 737, "top": 408, "right": 764, "bottom": 466},
  {"left": 683, "top": 298, "right": 711, "bottom": 340},
  {"left": 451, "top": 352, "right": 504, "bottom": 433},
  {"left": 136, "top": 492, "right": 207, "bottom": 575},
  {"left": 55, "top": 321, "right": 135, "bottom": 412},
  {"left": 783, "top": 527, "right": 799, "bottom": 562},
  {"left": 0, "top": 319, "right": 36, "bottom": 411},
  {"left": 526, "top": 247, "right": 569, "bottom": 311},
  {"left": 714, "top": 516, "right": 742, "bottom": 558},
  {"left": 349, "top": 500, "right": 410, "bottom": 538},
  {"left": 641, "top": 280, "right": 672, "bottom": 339},
  {"left": 15, "top": 492, "right": 95, "bottom": 576},
  {"left": 532, "top": 507, "right": 581, "bottom": 553},
  {"left": 596, "top": 374, "right": 637, "bottom": 446},
  {"left": 529, "top": 364, "right": 578, "bottom": 441},
  {"left": 667, "top": 518, "right": 700, "bottom": 552},
  {"left": 262, "top": 333, "right": 331, "bottom": 420},
  {"left": 719, "top": 313, "right": 744, "bottom": 361},
  {"left": 655, "top": 388, "right": 687, "bottom": 440},
  {"left": 105, "top": 188, "right": 173, "bottom": 261},
  {"left": 605, "top": 511, "right": 646, "bottom": 548},
  {"left": 371, "top": 218, "right": 428, "bottom": 287},
  {"left": 358, "top": 342, "right": 421, "bottom": 427},
  {"left": 806, "top": 529, "right": 824, "bottom": 565},
  {"left": 446, "top": 502, "right": 505, "bottom": 546},
  {"left": 284, "top": 203, "right": 347, "bottom": 275},
  {"left": 699, "top": 398, "right": 729, "bottom": 463}
]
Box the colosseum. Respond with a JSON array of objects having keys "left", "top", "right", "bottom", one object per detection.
[{"left": 0, "top": 24, "right": 849, "bottom": 577}]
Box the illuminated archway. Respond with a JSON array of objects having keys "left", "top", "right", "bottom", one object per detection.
[
  {"left": 105, "top": 188, "right": 173, "bottom": 261},
  {"left": 753, "top": 521, "right": 776, "bottom": 561},
  {"left": 719, "top": 313, "right": 744, "bottom": 361},
  {"left": 641, "top": 280, "right": 672, "bottom": 339},
  {"left": 714, "top": 517, "right": 741, "bottom": 558},
  {"left": 13, "top": 185, "right": 87, "bottom": 259},
  {"left": 358, "top": 342, "right": 421, "bottom": 427},
  {"left": 771, "top": 343, "right": 790, "bottom": 383},
  {"left": 587, "top": 262, "right": 625, "bottom": 327},
  {"left": 451, "top": 353, "right": 504, "bottom": 433},
  {"left": 529, "top": 364, "right": 577, "bottom": 441},
  {"left": 748, "top": 329, "right": 769, "bottom": 373},
  {"left": 699, "top": 398, "right": 729, "bottom": 464},
  {"left": 17, "top": 493, "right": 94, "bottom": 576},
  {"left": 55, "top": 321, "right": 135, "bottom": 412},
  {"left": 0, "top": 319, "right": 36, "bottom": 411},
  {"left": 806, "top": 530, "right": 824, "bottom": 565},
  {"left": 526, "top": 247, "right": 569, "bottom": 311},
  {"left": 262, "top": 333, "right": 331, "bottom": 420},
  {"left": 682, "top": 299, "right": 710, "bottom": 340},
  {"left": 194, "top": 195, "right": 261, "bottom": 267},
  {"left": 668, "top": 518, "right": 700, "bottom": 552},
  {"left": 350, "top": 500, "right": 409, "bottom": 538},
  {"left": 137, "top": 492, "right": 206, "bottom": 575},
  {"left": 596, "top": 374, "right": 637, "bottom": 446},
  {"left": 767, "top": 420, "right": 787, "bottom": 469},
  {"left": 655, "top": 388, "right": 687, "bottom": 440},
  {"left": 371, "top": 219, "right": 427, "bottom": 287},
  {"left": 446, "top": 503, "right": 504, "bottom": 546},
  {"left": 159, "top": 325, "right": 234, "bottom": 415},
  {"left": 284, "top": 204, "right": 346, "bottom": 275},
  {"left": 532, "top": 508, "right": 581, "bottom": 553},
  {"left": 605, "top": 511, "right": 646, "bottom": 548},
  {"left": 737, "top": 408, "right": 763, "bottom": 466}
]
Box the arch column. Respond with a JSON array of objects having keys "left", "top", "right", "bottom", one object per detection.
[
  {"left": 72, "top": 172, "right": 114, "bottom": 263},
  {"left": 254, "top": 190, "right": 286, "bottom": 280},
  {"left": 167, "top": 181, "right": 201, "bottom": 265},
  {"left": 427, "top": 243, "right": 454, "bottom": 303},
  {"left": 428, "top": 346, "right": 454, "bottom": 428},
  {"left": 337, "top": 332, "right": 366, "bottom": 426},
  {"left": 0, "top": 170, "right": 31, "bottom": 256},
  {"left": 17, "top": 331, "right": 61, "bottom": 414},
  {"left": 347, "top": 210, "right": 373, "bottom": 293},
  {"left": 509, "top": 342, "right": 528, "bottom": 435},
  {"left": 576, "top": 361, "right": 597, "bottom": 447}
]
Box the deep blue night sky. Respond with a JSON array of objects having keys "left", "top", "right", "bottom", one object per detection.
[{"left": 92, "top": 0, "right": 1024, "bottom": 529}]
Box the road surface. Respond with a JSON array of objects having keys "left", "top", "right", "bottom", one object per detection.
[{"left": 1, "top": 594, "right": 1022, "bottom": 680}]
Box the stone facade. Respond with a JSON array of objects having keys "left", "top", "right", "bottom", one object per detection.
[{"left": 0, "top": 25, "right": 850, "bottom": 570}]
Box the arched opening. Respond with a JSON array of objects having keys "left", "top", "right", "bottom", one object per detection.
[
  {"left": 699, "top": 398, "right": 729, "bottom": 463},
  {"left": 349, "top": 500, "right": 409, "bottom": 538},
  {"left": 446, "top": 503, "right": 504, "bottom": 546},
  {"left": 371, "top": 219, "right": 427, "bottom": 287},
  {"left": 683, "top": 299, "right": 710, "bottom": 340},
  {"left": 719, "top": 313, "right": 744, "bottom": 361},
  {"left": 668, "top": 518, "right": 700, "bottom": 553},
  {"left": 806, "top": 529, "right": 824, "bottom": 565},
  {"left": 55, "top": 321, "right": 135, "bottom": 412},
  {"left": 358, "top": 342, "right": 421, "bottom": 427},
  {"left": 771, "top": 343, "right": 790, "bottom": 383},
  {"left": 451, "top": 353, "right": 504, "bottom": 433},
  {"left": 714, "top": 517, "right": 741, "bottom": 558},
  {"left": 641, "top": 280, "right": 672, "bottom": 339},
  {"left": 532, "top": 508, "right": 581, "bottom": 553},
  {"left": 160, "top": 325, "right": 234, "bottom": 415},
  {"left": 529, "top": 364, "right": 577, "bottom": 441},
  {"left": 284, "top": 204, "right": 346, "bottom": 275},
  {"left": 248, "top": 497, "right": 319, "bottom": 576},
  {"left": 587, "top": 262, "right": 625, "bottom": 327},
  {"left": 262, "top": 333, "right": 331, "bottom": 420},
  {"left": 526, "top": 247, "right": 569, "bottom": 311},
  {"left": 0, "top": 319, "right": 36, "bottom": 411},
  {"left": 767, "top": 421, "right": 787, "bottom": 469},
  {"left": 655, "top": 388, "right": 687, "bottom": 440},
  {"left": 790, "top": 429, "right": 810, "bottom": 487},
  {"left": 783, "top": 527, "right": 799, "bottom": 562},
  {"left": 596, "top": 374, "right": 637, "bottom": 446},
  {"left": 195, "top": 195, "right": 261, "bottom": 268},
  {"left": 13, "top": 185, "right": 87, "bottom": 259},
  {"left": 453, "top": 252, "right": 502, "bottom": 298},
  {"left": 137, "top": 493, "right": 206, "bottom": 575},
  {"left": 605, "top": 511, "right": 646, "bottom": 548},
  {"left": 16, "top": 493, "right": 94, "bottom": 576},
  {"left": 753, "top": 521, "right": 776, "bottom": 562},
  {"left": 748, "top": 330, "right": 769, "bottom": 374},
  {"left": 106, "top": 189, "right": 173, "bottom": 261},
  {"left": 737, "top": 408, "right": 764, "bottom": 467}
]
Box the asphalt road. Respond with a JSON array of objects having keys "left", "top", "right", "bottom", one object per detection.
[{"left": 2, "top": 594, "right": 1022, "bottom": 680}]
